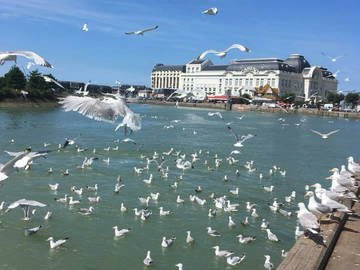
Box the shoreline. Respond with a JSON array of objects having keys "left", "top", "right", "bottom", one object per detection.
[
  {"left": 128, "top": 99, "right": 360, "bottom": 120},
  {"left": 0, "top": 99, "right": 59, "bottom": 108}
]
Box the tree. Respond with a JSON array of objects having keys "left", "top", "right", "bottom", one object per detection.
[
  {"left": 26, "top": 70, "right": 55, "bottom": 99},
  {"left": 281, "top": 92, "right": 295, "bottom": 103},
  {"left": 327, "top": 92, "right": 344, "bottom": 104},
  {"left": 345, "top": 93, "right": 359, "bottom": 107},
  {"left": 3, "top": 66, "right": 26, "bottom": 89}
]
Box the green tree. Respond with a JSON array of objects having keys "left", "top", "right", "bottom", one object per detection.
[
  {"left": 281, "top": 92, "right": 295, "bottom": 103},
  {"left": 26, "top": 70, "right": 55, "bottom": 99},
  {"left": 0, "top": 76, "right": 5, "bottom": 89},
  {"left": 327, "top": 92, "right": 344, "bottom": 104},
  {"left": 4, "top": 66, "right": 26, "bottom": 89},
  {"left": 345, "top": 93, "right": 359, "bottom": 107}
]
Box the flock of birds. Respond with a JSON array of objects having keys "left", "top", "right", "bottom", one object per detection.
[{"left": 0, "top": 105, "right": 359, "bottom": 269}]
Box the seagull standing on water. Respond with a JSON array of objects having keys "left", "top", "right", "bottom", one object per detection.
[{"left": 143, "top": 250, "right": 153, "bottom": 265}]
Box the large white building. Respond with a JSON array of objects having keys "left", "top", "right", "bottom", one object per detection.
[{"left": 151, "top": 54, "right": 338, "bottom": 101}]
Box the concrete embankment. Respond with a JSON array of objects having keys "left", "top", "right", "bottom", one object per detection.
[
  {"left": 128, "top": 99, "right": 360, "bottom": 119},
  {"left": 277, "top": 175, "right": 360, "bottom": 270}
]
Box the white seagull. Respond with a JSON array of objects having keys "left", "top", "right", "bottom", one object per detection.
[
  {"left": 0, "top": 51, "right": 53, "bottom": 67},
  {"left": 198, "top": 44, "right": 251, "bottom": 60},
  {"left": 311, "top": 129, "right": 339, "bottom": 139},
  {"left": 47, "top": 237, "right": 69, "bottom": 249},
  {"left": 202, "top": 7, "right": 218, "bottom": 15},
  {"left": 5, "top": 199, "right": 46, "bottom": 220},
  {"left": 125, "top": 25, "right": 158, "bottom": 35},
  {"left": 321, "top": 52, "right": 345, "bottom": 62},
  {"left": 82, "top": 23, "right": 89, "bottom": 32}
]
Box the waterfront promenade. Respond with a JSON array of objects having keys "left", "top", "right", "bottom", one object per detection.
[{"left": 128, "top": 99, "right": 360, "bottom": 120}]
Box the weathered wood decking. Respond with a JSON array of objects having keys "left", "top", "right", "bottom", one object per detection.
[{"left": 277, "top": 176, "right": 360, "bottom": 270}]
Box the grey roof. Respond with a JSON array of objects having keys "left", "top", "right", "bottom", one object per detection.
[
  {"left": 201, "top": 54, "right": 312, "bottom": 73},
  {"left": 152, "top": 64, "right": 186, "bottom": 72},
  {"left": 188, "top": 59, "right": 207, "bottom": 64}
]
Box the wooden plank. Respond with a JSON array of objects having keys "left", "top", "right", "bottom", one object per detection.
[
  {"left": 326, "top": 201, "right": 360, "bottom": 269},
  {"left": 277, "top": 176, "right": 360, "bottom": 270}
]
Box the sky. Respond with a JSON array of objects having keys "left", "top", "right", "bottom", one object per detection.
[{"left": 0, "top": 0, "right": 359, "bottom": 90}]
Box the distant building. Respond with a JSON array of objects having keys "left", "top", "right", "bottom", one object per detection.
[
  {"left": 151, "top": 63, "right": 186, "bottom": 90},
  {"left": 151, "top": 54, "right": 338, "bottom": 101}
]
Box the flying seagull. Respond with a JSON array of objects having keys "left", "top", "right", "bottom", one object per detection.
[
  {"left": 321, "top": 52, "right": 345, "bottom": 62},
  {"left": 202, "top": 7, "right": 218, "bottom": 15},
  {"left": 82, "top": 23, "right": 89, "bottom": 32},
  {"left": 59, "top": 93, "right": 141, "bottom": 134},
  {"left": 0, "top": 148, "right": 31, "bottom": 182},
  {"left": 42, "top": 75, "right": 65, "bottom": 89},
  {"left": 197, "top": 44, "right": 251, "bottom": 60},
  {"left": 125, "top": 26, "right": 158, "bottom": 35},
  {"left": 5, "top": 199, "right": 46, "bottom": 220},
  {"left": 0, "top": 51, "right": 53, "bottom": 68},
  {"left": 310, "top": 129, "right": 339, "bottom": 139}
]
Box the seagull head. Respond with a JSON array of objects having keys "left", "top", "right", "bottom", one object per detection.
[
  {"left": 304, "top": 191, "right": 313, "bottom": 198},
  {"left": 112, "top": 226, "right": 118, "bottom": 229},
  {"left": 46, "top": 237, "right": 53, "bottom": 241}
]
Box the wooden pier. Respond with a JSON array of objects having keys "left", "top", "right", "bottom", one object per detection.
[{"left": 277, "top": 175, "right": 360, "bottom": 270}]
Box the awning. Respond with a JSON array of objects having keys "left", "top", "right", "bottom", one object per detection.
[{"left": 208, "top": 95, "right": 229, "bottom": 101}]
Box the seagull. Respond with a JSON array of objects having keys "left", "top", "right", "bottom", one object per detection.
[
  {"left": 206, "top": 227, "right": 221, "bottom": 237},
  {"left": 321, "top": 52, "right": 345, "bottom": 62},
  {"left": 0, "top": 148, "right": 32, "bottom": 181},
  {"left": 125, "top": 25, "right": 158, "bottom": 35},
  {"left": 281, "top": 250, "right": 288, "bottom": 257},
  {"left": 227, "top": 254, "right": 246, "bottom": 266},
  {"left": 88, "top": 196, "right": 100, "bottom": 203},
  {"left": 263, "top": 185, "right": 274, "bottom": 192},
  {"left": 122, "top": 138, "right": 136, "bottom": 144},
  {"left": 297, "top": 202, "right": 320, "bottom": 234},
  {"left": 5, "top": 199, "right": 46, "bottom": 220},
  {"left": 24, "top": 225, "right": 42, "bottom": 236},
  {"left": 79, "top": 206, "right": 94, "bottom": 215},
  {"left": 264, "top": 255, "right": 273, "bottom": 270},
  {"left": 212, "top": 246, "right": 234, "bottom": 257},
  {"left": 310, "top": 129, "right": 339, "bottom": 139},
  {"left": 59, "top": 93, "right": 141, "bottom": 134},
  {"left": 266, "top": 229, "right": 279, "bottom": 242},
  {"left": 176, "top": 195, "right": 185, "bottom": 204},
  {"left": 208, "top": 111, "right": 223, "bottom": 119},
  {"left": 82, "top": 23, "right": 89, "bottom": 32},
  {"left": 55, "top": 194, "right": 68, "bottom": 203},
  {"left": 44, "top": 211, "right": 52, "bottom": 220},
  {"left": 68, "top": 197, "right": 80, "bottom": 205},
  {"left": 186, "top": 231, "right": 194, "bottom": 243},
  {"left": 161, "top": 236, "right": 176, "bottom": 247},
  {"left": 113, "top": 226, "right": 131, "bottom": 237},
  {"left": 295, "top": 225, "right": 304, "bottom": 239},
  {"left": 175, "top": 263, "right": 184, "bottom": 270},
  {"left": 49, "top": 183, "right": 59, "bottom": 191},
  {"left": 143, "top": 250, "right": 153, "bottom": 265},
  {"left": 261, "top": 219, "right": 269, "bottom": 230},
  {"left": 159, "top": 207, "right": 171, "bottom": 216},
  {"left": 47, "top": 237, "right": 69, "bottom": 249},
  {"left": 42, "top": 75, "right": 65, "bottom": 89},
  {"left": 237, "top": 234, "right": 256, "bottom": 244},
  {"left": 305, "top": 191, "right": 332, "bottom": 218},
  {"left": 197, "top": 44, "right": 251, "bottom": 60},
  {"left": 0, "top": 51, "right": 53, "bottom": 68},
  {"left": 202, "top": 7, "right": 218, "bottom": 15}
]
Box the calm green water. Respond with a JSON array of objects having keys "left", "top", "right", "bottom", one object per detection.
[{"left": 0, "top": 104, "right": 359, "bottom": 270}]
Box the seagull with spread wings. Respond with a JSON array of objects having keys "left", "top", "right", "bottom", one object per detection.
[
  {"left": 0, "top": 51, "right": 53, "bottom": 68},
  {"left": 198, "top": 43, "right": 251, "bottom": 60},
  {"left": 321, "top": 52, "right": 345, "bottom": 62},
  {"left": 311, "top": 129, "right": 339, "bottom": 139},
  {"left": 59, "top": 93, "right": 141, "bottom": 134},
  {"left": 125, "top": 25, "right": 158, "bottom": 35}
]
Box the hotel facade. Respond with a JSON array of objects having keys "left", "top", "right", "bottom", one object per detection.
[{"left": 151, "top": 54, "right": 338, "bottom": 101}]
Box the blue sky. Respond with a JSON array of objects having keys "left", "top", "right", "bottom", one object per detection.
[{"left": 0, "top": 0, "right": 359, "bottom": 90}]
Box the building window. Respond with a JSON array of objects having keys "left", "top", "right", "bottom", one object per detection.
[{"left": 250, "top": 78, "right": 253, "bottom": 86}]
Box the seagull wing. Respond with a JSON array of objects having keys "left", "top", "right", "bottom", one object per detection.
[
  {"left": 59, "top": 96, "right": 121, "bottom": 123},
  {"left": 0, "top": 150, "right": 31, "bottom": 176},
  {"left": 141, "top": 25, "right": 159, "bottom": 33},
  {"left": 43, "top": 76, "right": 65, "bottom": 89},
  {"left": 3, "top": 51, "right": 53, "bottom": 68},
  {"left": 125, "top": 31, "right": 136, "bottom": 35},
  {"left": 325, "top": 129, "right": 340, "bottom": 136},
  {"left": 198, "top": 50, "right": 221, "bottom": 60},
  {"left": 225, "top": 44, "right": 251, "bottom": 53},
  {"left": 311, "top": 129, "right": 324, "bottom": 137},
  {"left": 299, "top": 212, "right": 319, "bottom": 229}
]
